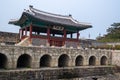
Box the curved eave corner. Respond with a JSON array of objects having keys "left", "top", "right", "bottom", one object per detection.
[
  {"left": 78, "top": 24, "right": 92, "bottom": 31},
  {"left": 9, "top": 20, "right": 19, "bottom": 25},
  {"left": 8, "top": 11, "right": 29, "bottom": 27}
]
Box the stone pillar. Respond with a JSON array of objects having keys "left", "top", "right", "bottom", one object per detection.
[
  {"left": 69, "top": 58, "right": 74, "bottom": 67},
  {"left": 96, "top": 59, "right": 100, "bottom": 66},
  {"left": 83, "top": 59, "right": 88, "bottom": 66},
  {"left": 31, "top": 61, "right": 39, "bottom": 68},
  {"left": 51, "top": 57, "right": 58, "bottom": 67},
  {"left": 70, "top": 57, "right": 75, "bottom": 66},
  {"left": 10, "top": 59, "right": 17, "bottom": 69},
  {"left": 96, "top": 52, "right": 100, "bottom": 65},
  {"left": 7, "top": 54, "right": 17, "bottom": 69},
  {"left": 32, "top": 54, "right": 40, "bottom": 68}
]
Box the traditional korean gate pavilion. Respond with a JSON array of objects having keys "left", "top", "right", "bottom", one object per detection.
[{"left": 9, "top": 6, "right": 92, "bottom": 48}]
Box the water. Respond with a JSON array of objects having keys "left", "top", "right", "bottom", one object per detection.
[{"left": 58, "top": 73, "right": 120, "bottom": 80}]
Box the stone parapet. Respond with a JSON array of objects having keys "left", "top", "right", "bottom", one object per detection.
[{"left": 0, "top": 45, "right": 112, "bottom": 69}]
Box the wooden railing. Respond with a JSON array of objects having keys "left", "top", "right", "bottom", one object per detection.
[
  {"left": 50, "top": 38, "right": 64, "bottom": 47},
  {"left": 31, "top": 35, "right": 47, "bottom": 39}
]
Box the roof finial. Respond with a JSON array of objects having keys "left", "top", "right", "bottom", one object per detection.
[
  {"left": 29, "top": 5, "right": 33, "bottom": 8},
  {"left": 69, "top": 14, "right": 72, "bottom": 17}
]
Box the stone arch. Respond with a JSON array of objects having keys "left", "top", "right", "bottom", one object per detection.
[
  {"left": 0, "top": 53, "right": 8, "bottom": 69},
  {"left": 75, "top": 55, "right": 84, "bottom": 66},
  {"left": 89, "top": 56, "right": 96, "bottom": 66},
  {"left": 58, "top": 54, "right": 70, "bottom": 67},
  {"left": 40, "top": 54, "right": 52, "bottom": 67},
  {"left": 17, "top": 54, "right": 32, "bottom": 68},
  {"left": 100, "top": 56, "right": 107, "bottom": 65}
]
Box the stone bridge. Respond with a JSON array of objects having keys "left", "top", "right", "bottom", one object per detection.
[{"left": 0, "top": 45, "right": 112, "bottom": 69}]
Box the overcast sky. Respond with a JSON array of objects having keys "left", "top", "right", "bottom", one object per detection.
[{"left": 0, "top": 0, "right": 120, "bottom": 39}]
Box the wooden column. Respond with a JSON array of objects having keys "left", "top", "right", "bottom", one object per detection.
[
  {"left": 21, "top": 29, "right": 23, "bottom": 37},
  {"left": 53, "top": 34, "right": 55, "bottom": 37},
  {"left": 29, "top": 25, "right": 32, "bottom": 44},
  {"left": 63, "top": 29, "right": 66, "bottom": 46},
  {"left": 47, "top": 27, "right": 50, "bottom": 44},
  {"left": 25, "top": 27, "right": 27, "bottom": 36},
  {"left": 77, "top": 31, "right": 80, "bottom": 41},
  {"left": 70, "top": 33, "right": 73, "bottom": 38},
  {"left": 19, "top": 29, "right": 21, "bottom": 40},
  {"left": 21, "top": 29, "right": 24, "bottom": 40},
  {"left": 77, "top": 31, "right": 80, "bottom": 47}
]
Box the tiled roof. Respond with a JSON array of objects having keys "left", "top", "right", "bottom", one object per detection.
[{"left": 9, "top": 6, "right": 92, "bottom": 30}]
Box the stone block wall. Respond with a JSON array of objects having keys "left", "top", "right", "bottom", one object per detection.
[
  {"left": 112, "top": 50, "right": 120, "bottom": 66},
  {"left": 0, "top": 45, "right": 112, "bottom": 69},
  {"left": 0, "top": 31, "right": 19, "bottom": 45},
  {"left": 65, "top": 41, "right": 78, "bottom": 48},
  {"left": 32, "top": 38, "right": 47, "bottom": 46}
]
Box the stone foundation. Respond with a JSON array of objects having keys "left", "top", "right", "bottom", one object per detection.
[{"left": 0, "top": 66, "right": 116, "bottom": 80}]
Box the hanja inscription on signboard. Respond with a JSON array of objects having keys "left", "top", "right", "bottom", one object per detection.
[{"left": 52, "top": 26, "right": 64, "bottom": 31}]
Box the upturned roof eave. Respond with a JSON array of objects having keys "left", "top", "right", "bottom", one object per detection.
[
  {"left": 8, "top": 12, "right": 29, "bottom": 27},
  {"left": 29, "top": 7, "right": 92, "bottom": 28},
  {"left": 24, "top": 11, "right": 92, "bottom": 30},
  {"left": 8, "top": 13, "right": 92, "bottom": 31},
  {"left": 8, "top": 6, "right": 92, "bottom": 31}
]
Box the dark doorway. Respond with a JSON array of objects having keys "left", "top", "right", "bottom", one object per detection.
[
  {"left": 58, "top": 54, "right": 69, "bottom": 67},
  {"left": 17, "top": 54, "right": 32, "bottom": 68},
  {"left": 75, "top": 55, "right": 84, "bottom": 66},
  {"left": 89, "top": 56, "right": 96, "bottom": 66},
  {"left": 0, "top": 53, "right": 7, "bottom": 69},
  {"left": 100, "top": 56, "right": 107, "bottom": 65},
  {"left": 40, "top": 54, "right": 52, "bottom": 67}
]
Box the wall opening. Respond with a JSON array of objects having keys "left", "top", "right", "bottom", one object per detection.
[
  {"left": 17, "top": 54, "right": 32, "bottom": 68},
  {"left": 75, "top": 55, "right": 84, "bottom": 66},
  {"left": 0, "top": 53, "right": 7, "bottom": 69},
  {"left": 58, "top": 54, "right": 69, "bottom": 67},
  {"left": 100, "top": 56, "right": 107, "bottom": 65},
  {"left": 40, "top": 54, "right": 52, "bottom": 67},
  {"left": 89, "top": 56, "right": 96, "bottom": 66}
]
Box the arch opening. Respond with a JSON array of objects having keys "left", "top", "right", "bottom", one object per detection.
[
  {"left": 17, "top": 54, "right": 32, "bottom": 68},
  {"left": 100, "top": 56, "right": 107, "bottom": 65},
  {"left": 58, "top": 54, "right": 69, "bottom": 67},
  {"left": 89, "top": 56, "right": 96, "bottom": 66},
  {"left": 40, "top": 54, "right": 52, "bottom": 67},
  {"left": 0, "top": 53, "right": 7, "bottom": 69},
  {"left": 75, "top": 55, "right": 84, "bottom": 66}
]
